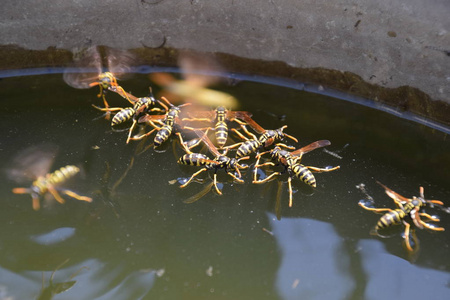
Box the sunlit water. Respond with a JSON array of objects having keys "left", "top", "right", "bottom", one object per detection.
[{"left": 0, "top": 72, "right": 449, "bottom": 300}]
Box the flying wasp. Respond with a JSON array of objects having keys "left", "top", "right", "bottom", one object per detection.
[
  {"left": 253, "top": 140, "right": 340, "bottom": 207},
  {"left": 63, "top": 46, "right": 135, "bottom": 113},
  {"left": 93, "top": 87, "right": 168, "bottom": 144},
  {"left": 182, "top": 106, "right": 253, "bottom": 148},
  {"left": 358, "top": 182, "right": 445, "bottom": 252},
  {"left": 7, "top": 144, "right": 92, "bottom": 210},
  {"left": 178, "top": 130, "right": 249, "bottom": 195},
  {"left": 228, "top": 116, "right": 298, "bottom": 158}
]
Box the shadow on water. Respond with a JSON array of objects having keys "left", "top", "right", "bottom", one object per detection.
[{"left": 0, "top": 71, "right": 449, "bottom": 299}]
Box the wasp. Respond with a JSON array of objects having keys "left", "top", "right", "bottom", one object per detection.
[
  {"left": 93, "top": 87, "right": 168, "bottom": 144},
  {"left": 149, "top": 50, "right": 239, "bottom": 108},
  {"left": 7, "top": 144, "right": 92, "bottom": 210},
  {"left": 178, "top": 130, "right": 249, "bottom": 195},
  {"left": 228, "top": 116, "right": 298, "bottom": 158},
  {"left": 253, "top": 140, "right": 340, "bottom": 207},
  {"left": 134, "top": 97, "right": 194, "bottom": 149},
  {"left": 182, "top": 106, "right": 253, "bottom": 148},
  {"left": 359, "top": 182, "right": 445, "bottom": 252},
  {"left": 63, "top": 46, "right": 135, "bottom": 112}
]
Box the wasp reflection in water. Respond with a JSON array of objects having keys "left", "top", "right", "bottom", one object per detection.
[{"left": 6, "top": 144, "right": 92, "bottom": 210}]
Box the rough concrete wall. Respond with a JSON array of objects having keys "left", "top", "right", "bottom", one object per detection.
[{"left": 1, "top": 0, "right": 449, "bottom": 103}]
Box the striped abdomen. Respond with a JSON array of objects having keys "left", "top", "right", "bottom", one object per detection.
[
  {"left": 376, "top": 209, "right": 407, "bottom": 230},
  {"left": 32, "top": 165, "right": 81, "bottom": 194},
  {"left": 236, "top": 139, "right": 261, "bottom": 158},
  {"left": 112, "top": 108, "right": 135, "bottom": 125},
  {"left": 215, "top": 121, "right": 228, "bottom": 147},
  {"left": 178, "top": 153, "right": 210, "bottom": 167},
  {"left": 154, "top": 125, "right": 172, "bottom": 147},
  {"left": 291, "top": 164, "right": 316, "bottom": 187}
]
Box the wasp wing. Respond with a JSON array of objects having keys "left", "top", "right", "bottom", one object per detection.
[
  {"left": 290, "top": 140, "right": 331, "bottom": 156},
  {"left": 5, "top": 144, "right": 58, "bottom": 183}
]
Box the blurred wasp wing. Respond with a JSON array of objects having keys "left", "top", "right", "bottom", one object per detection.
[
  {"left": 63, "top": 46, "right": 135, "bottom": 89},
  {"left": 5, "top": 143, "right": 58, "bottom": 183}
]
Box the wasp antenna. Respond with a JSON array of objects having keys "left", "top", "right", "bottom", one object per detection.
[{"left": 160, "top": 96, "right": 173, "bottom": 107}]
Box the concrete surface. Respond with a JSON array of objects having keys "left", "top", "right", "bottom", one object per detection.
[{"left": 1, "top": 0, "right": 449, "bottom": 106}]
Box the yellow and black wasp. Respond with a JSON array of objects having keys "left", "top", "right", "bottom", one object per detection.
[
  {"left": 359, "top": 182, "right": 445, "bottom": 253},
  {"left": 135, "top": 97, "right": 193, "bottom": 149},
  {"left": 228, "top": 116, "right": 298, "bottom": 158},
  {"left": 93, "top": 87, "right": 168, "bottom": 144},
  {"left": 8, "top": 144, "right": 92, "bottom": 210},
  {"left": 177, "top": 130, "right": 249, "bottom": 195},
  {"left": 63, "top": 46, "right": 135, "bottom": 113},
  {"left": 253, "top": 140, "right": 340, "bottom": 207},
  {"left": 182, "top": 106, "right": 253, "bottom": 148}
]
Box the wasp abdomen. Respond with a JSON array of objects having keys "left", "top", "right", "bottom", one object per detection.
[
  {"left": 215, "top": 121, "right": 228, "bottom": 147},
  {"left": 154, "top": 126, "right": 172, "bottom": 147},
  {"left": 376, "top": 210, "right": 406, "bottom": 230},
  {"left": 292, "top": 164, "right": 316, "bottom": 187},
  {"left": 47, "top": 165, "right": 80, "bottom": 186},
  {"left": 178, "top": 153, "right": 209, "bottom": 166},
  {"left": 112, "top": 108, "right": 135, "bottom": 125},
  {"left": 237, "top": 140, "right": 260, "bottom": 158}
]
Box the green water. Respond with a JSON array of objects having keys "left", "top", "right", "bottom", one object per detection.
[{"left": 0, "top": 73, "right": 449, "bottom": 299}]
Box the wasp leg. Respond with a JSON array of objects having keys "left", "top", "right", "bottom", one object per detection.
[
  {"left": 307, "top": 166, "right": 341, "bottom": 172},
  {"left": 231, "top": 128, "right": 250, "bottom": 141},
  {"left": 276, "top": 143, "right": 296, "bottom": 150},
  {"left": 47, "top": 185, "right": 66, "bottom": 204},
  {"left": 32, "top": 195, "right": 41, "bottom": 210},
  {"left": 419, "top": 212, "right": 440, "bottom": 222},
  {"left": 180, "top": 168, "right": 208, "bottom": 188},
  {"left": 213, "top": 173, "right": 222, "bottom": 195},
  {"left": 418, "top": 219, "right": 445, "bottom": 231},
  {"left": 91, "top": 105, "right": 124, "bottom": 112},
  {"left": 129, "top": 123, "right": 159, "bottom": 142},
  {"left": 288, "top": 176, "right": 294, "bottom": 207},
  {"left": 175, "top": 132, "right": 194, "bottom": 154},
  {"left": 402, "top": 222, "right": 415, "bottom": 253},
  {"left": 60, "top": 190, "right": 93, "bottom": 203},
  {"left": 253, "top": 171, "right": 282, "bottom": 184},
  {"left": 239, "top": 125, "right": 258, "bottom": 140},
  {"left": 358, "top": 202, "right": 393, "bottom": 213},
  {"left": 231, "top": 118, "right": 248, "bottom": 126},
  {"left": 226, "top": 170, "right": 244, "bottom": 183}
]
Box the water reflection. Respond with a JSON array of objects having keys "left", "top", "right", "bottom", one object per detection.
[
  {"left": 359, "top": 239, "right": 450, "bottom": 299},
  {"left": 0, "top": 259, "right": 161, "bottom": 300},
  {"left": 269, "top": 215, "right": 354, "bottom": 300}
]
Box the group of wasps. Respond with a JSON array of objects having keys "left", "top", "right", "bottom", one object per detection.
[{"left": 13, "top": 69, "right": 447, "bottom": 256}]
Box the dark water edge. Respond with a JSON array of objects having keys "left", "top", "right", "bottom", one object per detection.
[{"left": 0, "top": 71, "right": 449, "bottom": 299}]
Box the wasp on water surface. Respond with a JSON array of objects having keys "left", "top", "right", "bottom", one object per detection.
[
  {"left": 63, "top": 46, "right": 135, "bottom": 114},
  {"left": 178, "top": 130, "right": 249, "bottom": 195},
  {"left": 93, "top": 87, "right": 169, "bottom": 144},
  {"left": 7, "top": 144, "right": 92, "bottom": 210},
  {"left": 182, "top": 106, "right": 253, "bottom": 148},
  {"left": 135, "top": 97, "right": 195, "bottom": 149},
  {"left": 359, "top": 182, "right": 445, "bottom": 252},
  {"left": 253, "top": 140, "right": 340, "bottom": 207},
  {"left": 228, "top": 116, "right": 298, "bottom": 158}
]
